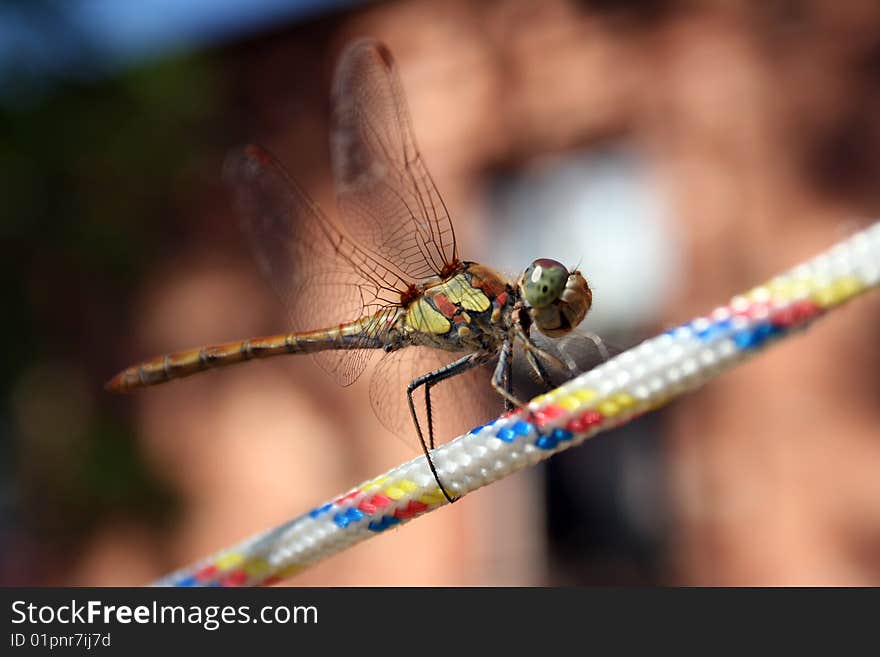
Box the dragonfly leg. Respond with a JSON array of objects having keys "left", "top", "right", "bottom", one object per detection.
[
  {"left": 501, "top": 340, "right": 514, "bottom": 412},
  {"left": 491, "top": 339, "right": 528, "bottom": 410},
  {"left": 524, "top": 348, "right": 554, "bottom": 389},
  {"left": 421, "top": 352, "right": 489, "bottom": 450},
  {"left": 407, "top": 351, "right": 488, "bottom": 503},
  {"left": 501, "top": 334, "right": 558, "bottom": 442},
  {"left": 491, "top": 340, "right": 552, "bottom": 447},
  {"left": 513, "top": 326, "right": 562, "bottom": 388}
]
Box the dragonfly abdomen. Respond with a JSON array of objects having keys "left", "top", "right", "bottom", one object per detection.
[{"left": 106, "top": 321, "right": 384, "bottom": 392}]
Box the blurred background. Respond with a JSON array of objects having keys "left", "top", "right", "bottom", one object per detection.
[{"left": 2, "top": 0, "right": 880, "bottom": 586}]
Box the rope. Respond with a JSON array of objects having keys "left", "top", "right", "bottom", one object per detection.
[{"left": 154, "top": 221, "right": 880, "bottom": 586}]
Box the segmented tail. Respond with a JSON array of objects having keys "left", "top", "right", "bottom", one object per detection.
[{"left": 105, "top": 323, "right": 380, "bottom": 392}]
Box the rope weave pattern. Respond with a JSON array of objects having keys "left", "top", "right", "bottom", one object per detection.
[{"left": 155, "top": 222, "right": 880, "bottom": 587}]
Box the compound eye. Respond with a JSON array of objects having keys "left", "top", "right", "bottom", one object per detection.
[{"left": 521, "top": 258, "right": 569, "bottom": 308}]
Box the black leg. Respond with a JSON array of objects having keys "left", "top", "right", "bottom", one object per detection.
[
  {"left": 503, "top": 360, "right": 513, "bottom": 412},
  {"left": 514, "top": 325, "right": 562, "bottom": 389},
  {"left": 407, "top": 351, "right": 487, "bottom": 503},
  {"left": 491, "top": 340, "right": 548, "bottom": 445},
  {"left": 503, "top": 334, "right": 555, "bottom": 442},
  {"left": 423, "top": 352, "right": 488, "bottom": 451},
  {"left": 425, "top": 383, "right": 435, "bottom": 450},
  {"left": 524, "top": 348, "right": 555, "bottom": 389},
  {"left": 491, "top": 339, "right": 528, "bottom": 410},
  {"left": 501, "top": 339, "right": 513, "bottom": 412}
]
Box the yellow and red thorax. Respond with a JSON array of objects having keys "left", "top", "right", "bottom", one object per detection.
[{"left": 400, "top": 262, "right": 515, "bottom": 351}]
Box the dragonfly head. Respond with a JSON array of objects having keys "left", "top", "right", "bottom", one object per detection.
[{"left": 518, "top": 258, "right": 592, "bottom": 338}]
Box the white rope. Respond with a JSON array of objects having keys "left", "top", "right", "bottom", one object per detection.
[{"left": 155, "top": 221, "right": 880, "bottom": 586}]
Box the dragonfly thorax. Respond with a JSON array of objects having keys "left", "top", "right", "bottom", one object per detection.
[
  {"left": 517, "top": 259, "right": 592, "bottom": 338},
  {"left": 395, "top": 263, "right": 515, "bottom": 352}
]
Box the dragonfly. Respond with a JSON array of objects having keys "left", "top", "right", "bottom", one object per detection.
[{"left": 107, "top": 39, "right": 594, "bottom": 502}]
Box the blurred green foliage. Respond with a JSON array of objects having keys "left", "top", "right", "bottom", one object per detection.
[{"left": 0, "top": 49, "right": 222, "bottom": 570}]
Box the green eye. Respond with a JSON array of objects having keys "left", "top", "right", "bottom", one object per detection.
[{"left": 521, "top": 258, "right": 569, "bottom": 307}]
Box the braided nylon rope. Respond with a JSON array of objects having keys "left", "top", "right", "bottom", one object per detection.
[{"left": 155, "top": 221, "right": 880, "bottom": 587}]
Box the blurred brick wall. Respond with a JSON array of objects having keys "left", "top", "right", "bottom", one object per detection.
[{"left": 85, "top": 0, "right": 880, "bottom": 584}]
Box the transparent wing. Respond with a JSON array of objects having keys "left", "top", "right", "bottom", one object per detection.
[
  {"left": 549, "top": 329, "right": 623, "bottom": 373},
  {"left": 223, "top": 144, "right": 414, "bottom": 385},
  {"left": 511, "top": 329, "right": 619, "bottom": 398},
  {"left": 331, "top": 38, "right": 458, "bottom": 280},
  {"left": 369, "top": 334, "right": 612, "bottom": 453},
  {"left": 371, "top": 347, "right": 500, "bottom": 452}
]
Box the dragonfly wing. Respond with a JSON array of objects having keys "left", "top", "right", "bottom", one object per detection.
[
  {"left": 371, "top": 337, "right": 607, "bottom": 453},
  {"left": 508, "top": 330, "right": 617, "bottom": 401},
  {"left": 331, "top": 38, "right": 458, "bottom": 280},
  {"left": 224, "top": 145, "right": 412, "bottom": 386},
  {"left": 368, "top": 333, "right": 613, "bottom": 453},
  {"left": 536, "top": 329, "right": 621, "bottom": 375},
  {"left": 371, "top": 347, "right": 501, "bottom": 452}
]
